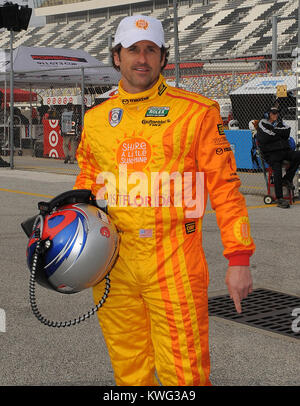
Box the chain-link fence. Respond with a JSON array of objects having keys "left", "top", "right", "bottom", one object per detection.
[
  {"left": 1, "top": 58, "right": 298, "bottom": 198},
  {"left": 165, "top": 57, "right": 299, "bottom": 198}
]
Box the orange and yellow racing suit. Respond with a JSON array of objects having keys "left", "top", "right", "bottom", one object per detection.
[{"left": 74, "top": 74, "right": 255, "bottom": 386}]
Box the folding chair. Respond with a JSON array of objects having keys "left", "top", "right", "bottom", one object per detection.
[{"left": 256, "top": 143, "right": 294, "bottom": 205}]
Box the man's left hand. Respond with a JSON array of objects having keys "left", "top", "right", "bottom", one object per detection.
[{"left": 225, "top": 266, "right": 253, "bottom": 314}]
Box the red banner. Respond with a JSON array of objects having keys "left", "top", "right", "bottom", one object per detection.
[{"left": 43, "top": 119, "right": 65, "bottom": 158}]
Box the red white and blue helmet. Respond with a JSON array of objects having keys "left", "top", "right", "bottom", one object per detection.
[{"left": 26, "top": 203, "right": 119, "bottom": 294}]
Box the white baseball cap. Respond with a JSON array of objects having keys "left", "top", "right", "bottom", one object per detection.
[{"left": 113, "top": 15, "right": 165, "bottom": 48}]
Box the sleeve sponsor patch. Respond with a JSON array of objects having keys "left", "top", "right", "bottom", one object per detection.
[
  {"left": 233, "top": 217, "right": 252, "bottom": 246},
  {"left": 215, "top": 146, "right": 232, "bottom": 155},
  {"left": 217, "top": 124, "right": 225, "bottom": 135}
]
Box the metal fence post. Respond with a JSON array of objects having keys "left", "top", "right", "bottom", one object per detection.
[
  {"left": 9, "top": 29, "right": 14, "bottom": 169},
  {"left": 272, "top": 15, "right": 277, "bottom": 76},
  {"left": 173, "top": 0, "right": 180, "bottom": 87},
  {"left": 108, "top": 34, "right": 112, "bottom": 65},
  {"left": 81, "top": 67, "right": 85, "bottom": 130},
  {"left": 297, "top": 0, "right": 300, "bottom": 196},
  {"left": 29, "top": 83, "right": 33, "bottom": 151},
  {"left": 297, "top": 57, "right": 300, "bottom": 196}
]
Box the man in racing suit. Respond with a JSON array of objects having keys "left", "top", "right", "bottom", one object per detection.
[{"left": 74, "top": 15, "right": 255, "bottom": 386}]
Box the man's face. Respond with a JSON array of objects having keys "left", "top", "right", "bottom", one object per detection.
[
  {"left": 113, "top": 40, "right": 165, "bottom": 94},
  {"left": 269, "top": 111, "right": 278, "bottom": 122}
]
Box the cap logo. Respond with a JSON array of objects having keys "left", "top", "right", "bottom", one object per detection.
[{"left": 135, "top": 19, "right": 149, "bottom": 30}]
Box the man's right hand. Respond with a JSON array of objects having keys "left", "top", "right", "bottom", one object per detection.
[{"left": 225, "top": 266, "right": 253, "bottom": 314}]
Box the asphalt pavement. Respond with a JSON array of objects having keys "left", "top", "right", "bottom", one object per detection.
[{"left": 0, "top": 158, "right": 299, "bottom": 388}]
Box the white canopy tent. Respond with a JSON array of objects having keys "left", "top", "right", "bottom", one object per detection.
[
  {"left": 0, "top": 46, "right": 120, "bottom": 167},
  {"left": 0, "top": 45, "right": 120, "bottom": 86},
  {"left": 230, "top": 75, "right": 296, "bottom": 96},
  {"left": 230, "top": 75, "right": 296, "bottom": 129}
]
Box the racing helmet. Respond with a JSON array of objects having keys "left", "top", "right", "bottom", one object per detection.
[{"left": 26, "top": 202, "right": 119, "bottom": 294}]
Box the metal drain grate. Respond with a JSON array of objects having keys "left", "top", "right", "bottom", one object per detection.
[{"left": 208, "top": 288, "right": 300, "bottom": 339}]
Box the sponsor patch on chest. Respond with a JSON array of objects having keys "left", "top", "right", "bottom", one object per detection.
[
  {"left": 145, "top": 106, "right": 170, "bottom": 117},
  {"left": 109, "top": 108, "right": 123, "bottom": 127},
  {"left": 185, "top": 221, "right": 196, "bottom": 234}
]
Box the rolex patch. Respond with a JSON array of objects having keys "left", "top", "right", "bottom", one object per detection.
[{"left": 145, "top": 106, "right": 170, "bottom": 117}]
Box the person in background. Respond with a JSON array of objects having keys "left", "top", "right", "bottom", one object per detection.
[
  {"left": 60, "top": 103, "right": 77, "bottom": 164},
  {"left": 44, "top": 106, "right": 57, "bottom": 120},
  {"left": 256, "top": 106, "right": 300, "bottom": 208},
  {"left": 37, "top": 100, "right": 49, "bottom": 124},
  {"left": 32, "top": 107, "right": 39, "bottom": 124}
]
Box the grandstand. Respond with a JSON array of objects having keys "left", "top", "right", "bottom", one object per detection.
[
  {"left": 0, "top": 0, "right": 298, "bottom": 189},
  {"left": 0, "top": 0, "right": 298, "bottom": 103},
  {"left": 0, "top": 0, "right": 298, "bottom": 64}
]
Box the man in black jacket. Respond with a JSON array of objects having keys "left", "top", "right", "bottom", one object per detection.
[{"left": 257, "top": 107, "right": 300, "bottom": 208}]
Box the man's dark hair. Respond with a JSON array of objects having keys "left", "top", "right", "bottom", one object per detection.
[{"left": 110, "top": 44, "right": 169, "bottom": 72}]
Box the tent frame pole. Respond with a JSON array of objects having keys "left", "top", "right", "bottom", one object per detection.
[{"left": 81, "top": 67, "right": 85, "bottom": 132}]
